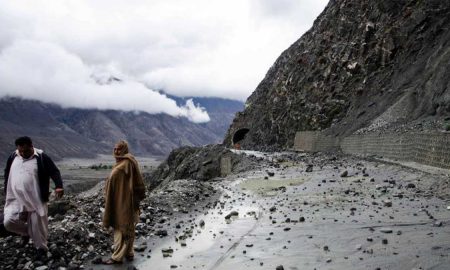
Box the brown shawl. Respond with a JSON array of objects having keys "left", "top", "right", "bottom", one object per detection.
[{"left": 103, "top": 142, "right": 146, "bottom": 236}]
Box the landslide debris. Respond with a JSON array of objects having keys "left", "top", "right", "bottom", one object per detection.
[
  {"left": 0, "top": 178, "right": 219, "bottom": 270},
  {"left": 0, "top": 144, "right": 263, "bottom": 269},
  {"left": 146, "top": 144, "right": 261, "bottom": 188}
]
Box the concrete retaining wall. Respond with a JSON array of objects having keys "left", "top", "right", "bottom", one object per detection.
[
  {"left": 220, "top": 156, "right": 232, "bottom": 177},
  {"left": 294, "top": 131, "right": 450, "bottom": 169},
  {"left": 294, "top": 131, "right": 340, "bottom": 152}
]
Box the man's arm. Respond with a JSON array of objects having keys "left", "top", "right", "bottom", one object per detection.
[
  {"left": 3, "top": 154, "right": 15, "bottom": 194},
  {"left": 42, "top": 154, "right": 64, "bottom": 198},
  {"left": 3, "top": 167, "right": 7, "bottom": 194}
]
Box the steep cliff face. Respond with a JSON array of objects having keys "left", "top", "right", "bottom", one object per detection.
[{"left": 225, "top": 0, "right": 450, "bottom": 150}]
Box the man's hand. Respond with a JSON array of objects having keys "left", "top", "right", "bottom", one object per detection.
[{"left": 55, "top": 188, "right": 64, "bottom": 199}]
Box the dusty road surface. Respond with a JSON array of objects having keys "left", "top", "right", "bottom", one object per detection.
[{"left": 92, "top": 151, "right": 450, "bottom": 270}]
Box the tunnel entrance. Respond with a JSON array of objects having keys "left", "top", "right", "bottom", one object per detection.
[{"left": 232, "top": 128, "right": 250, "bottom": 150}]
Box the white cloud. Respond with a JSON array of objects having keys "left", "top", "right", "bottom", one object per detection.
[
  {"left": 0, "top": 0, "right": 328, "bottom": 110},
  {"left": 180, "top": 99, "right": 210, "bottom": 123},
  {"left": 0, "top": 40, "right": 210, "bottom": 123}
]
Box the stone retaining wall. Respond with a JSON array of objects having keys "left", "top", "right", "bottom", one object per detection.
[
  {"left": 220, "top": 156, "right": 232, "bottom": 177},
  {"left": 294, "top": 131, "right": 450, "bottom": 169},
  {"left": 294, "top": 131, "right": 340, "bottom": 152}
]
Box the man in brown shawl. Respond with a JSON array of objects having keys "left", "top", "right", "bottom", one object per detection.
[{"left": 102, "top": 140, "right": 146, "bottom": 264}]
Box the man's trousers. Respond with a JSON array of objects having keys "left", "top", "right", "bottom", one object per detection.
[{"left": 4, "top": 210, "right": 48, "bottom": 250}]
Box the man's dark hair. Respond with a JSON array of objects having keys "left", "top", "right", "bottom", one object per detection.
[{"left": 15, "top": 136, "right": 33, "bottom": 147}]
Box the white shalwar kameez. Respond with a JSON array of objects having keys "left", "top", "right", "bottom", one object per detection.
[{"left": 3, "top": 149, "right": 48, "bottom": 250}]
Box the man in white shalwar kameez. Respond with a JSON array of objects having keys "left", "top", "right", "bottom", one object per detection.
[{"left": 3, "top": 136, "right": 63, "bottom": 258}]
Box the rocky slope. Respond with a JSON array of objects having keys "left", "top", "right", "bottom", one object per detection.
[
  {"left": 147, "top": 144, "right": 261, "bottom": 189},
  {"left": 225, "top": 0, "right": 450, "bottom": 150},
  {"left": 0, "top": 97, "right": 243, "bottom": 163}
]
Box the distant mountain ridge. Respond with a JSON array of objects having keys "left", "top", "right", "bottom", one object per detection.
[{"left": 0, "top": 96, "right": 243, "bottom": 163}]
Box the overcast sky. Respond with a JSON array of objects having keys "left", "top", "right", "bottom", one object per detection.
[{"left": 0, "top": 0, "right": 328, "bottom": 122}]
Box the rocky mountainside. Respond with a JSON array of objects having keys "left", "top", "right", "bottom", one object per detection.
[
  {"left": 225, "top": 0, "right": 450, "bottom": 150},
  {"left": 0, "top": 97, "right": 243, "bottom": 163}
]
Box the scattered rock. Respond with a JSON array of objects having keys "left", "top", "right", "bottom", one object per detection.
[
  {"left": 91, "top": 256, "right": 102, "bottom": 264},
  {"left": 162, "top": 248, "right": 174, "bottom": 253},
  {"left": 225, "top": 211, "right": 239, "bottom": 219},
  {"left": 134, "top": 243, "right": 147, "bottom": 252},
  {"left": 406, "top": 183, "right": 416, "bottom": 188},
  {"left": 380, "top": 228, "right": 393, "bottom": 233},
  {"left": 199, "top": 220, "right": 205, "bottom": 227},
  {"left": 155, "top": 230, "right": 168, "bottom": 237},
  {"left": 383, "top": 200, "right": 393, "bottom": 207},
  {"left": 433, "top": 221, "right": 443, "bottom": 227}
]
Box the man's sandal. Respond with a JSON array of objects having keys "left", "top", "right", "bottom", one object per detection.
[{"left": 102, "top": 258, "right": 122, "bottom": 265}]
